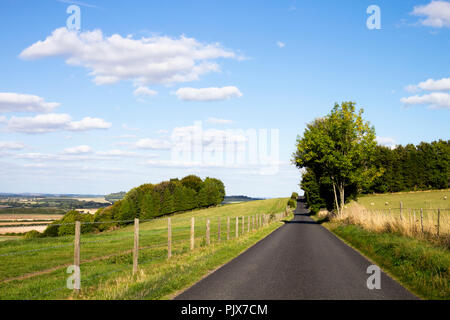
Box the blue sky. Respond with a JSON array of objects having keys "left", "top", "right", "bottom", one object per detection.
[{"left": 0, "top": 0, "right": 449, "bottom": 197}]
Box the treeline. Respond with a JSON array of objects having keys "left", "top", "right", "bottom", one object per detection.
[
  {"left": 302, "top": 140, "right": 449, "bottom": 213},
  {"left": 104, "top": 191, "right": 126, "bottom": 203},
  {"left": 364, "top": 140, "right": 449, "bottom": 193},
  {"left": 41, "top": 175, "right": 225, "bottom": 237}
]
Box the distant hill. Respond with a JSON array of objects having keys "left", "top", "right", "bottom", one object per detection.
[
  {"left": 222, "top": 195, "right": 264, "bottom": 204},
  {"left": 104, "top": 191, "right": 126, "bottom": 203}
]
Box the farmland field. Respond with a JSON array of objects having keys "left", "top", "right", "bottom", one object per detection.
[
  {"left": 357, "top": 189, "right": 449, "bottom": 210},
  {"left": 0, "top": 198, "right": 290, "bottom": 300}
]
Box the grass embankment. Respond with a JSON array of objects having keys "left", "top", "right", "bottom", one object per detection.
[
  {"left": 312, "top": 190, "right": 449, "bottom": 300},
  {"left": 0, "top": 198, "right": 290, "bottom": 300}
]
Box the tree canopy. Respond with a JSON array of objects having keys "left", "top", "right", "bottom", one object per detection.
[{"left": 293, "top": 102, "right": 379, "bottom": 214}]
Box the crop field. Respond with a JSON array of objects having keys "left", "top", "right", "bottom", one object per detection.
[{"left": 0, "top": 198, "right": 289, "bottom": 300}]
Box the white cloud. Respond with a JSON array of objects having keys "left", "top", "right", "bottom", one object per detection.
[
  {"left": 67, "top": 117, "right": 111, "bottom": 131},
  {"left": 411, "top": 1, "right": 450, "bottom": 28},
  {"left": 4, "top": 113, "right": 111, "bottom": 133},
  {"left": 0, "top": 92, "right": 59, "bottom": 113},
  {"left": 0, "top": 141, "right": 25, "bottom": 150},
  {"left": 62, "top": 145, "right": 92, "bottom": 154},
  {"left": 276, "top": 41, "right": 285, "bottom": 48},
  {"left": 407, "top": 77, "right": 450, "bottom": 92},
  {"left": 135, "top": 138, "right": 172, "bottom": 150},
  {"left": 133, "top": 86, "right": 157, "bottom": 97},
  {"left": 400, "top": 92, "right": 450, "bottom": 109},
  {"left": 171, "top": 123, "right": 248, "bottom": 152},
  {"left": 206, "top": 117, "right": 234, "bottom": 124},
  {"left": 175, "top": 86, "right": 243, "bottom": 101},
  {"left": 376, "top": 137, "right": 397, "bottom": 149},
  {"left": 15, "top": 149, "right": 139, "bottom": 162},
  {"left": 96, "top": 149, "right": 136, "bottom": 157},
  {"left": 20, "top": 27, "right": 239, "bottom": 86}
]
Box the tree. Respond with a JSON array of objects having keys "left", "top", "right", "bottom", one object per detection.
[
  {"left": 140, "top": 192, "right": 159, "bottom": 219},
  {"left": 293, "top": 102, "right": 379, "bottom": 215},
  {"left": 181, "top": 175, "right": 204, "bottom": 193},
  {"left": 204, "top": 177, "right": 225, "bottom": 204},
  {"left": 159, "top": 188, "right": 174, "bottom": 214},
  {"left": 117, "top": 198, "right": 134, "bottom": 222}
]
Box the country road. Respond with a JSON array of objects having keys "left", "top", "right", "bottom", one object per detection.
[{"left": 175, "top": 198, "right": 418, "bottom": 300}]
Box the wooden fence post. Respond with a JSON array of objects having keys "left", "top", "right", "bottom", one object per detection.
[
  {"left": 236, "top": 217, "right": 239, "bottom": 238},
  {"left": 248, "top": 216, "right": 250, "bottom": 233},
  {"left": 74, "top": 221, "right": 81, "bottom": 292},
  {"left": 133, "top": 218, "right": 139, "bottom": 274},
  {"left": 190, "top": 217, "right": 195, "bottom": 250},
  {"left": 218, "top": 217, "right": 221, "bottom": 242},
  {"left": 206, "top": 219, "right": 210, "bottom": 245},
  {"left": 400, "top": 201, "right": 403, "bottom": 221},
  {"left": 437, "top": 209, "right": 440, "bottom": 238},
  {"left": 420, "top": 208, "right": 424, "bottom": 234},
  {"left": 242, "top": 216, "right": 244, "bottom": 234},
  {"left": 227, "top": 217, "right": 230, "bottom": 240},
  {"left": 167, "top": 218, "right": 172, "bottom": 259}
]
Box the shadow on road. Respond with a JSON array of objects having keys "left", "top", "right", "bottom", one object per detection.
[{"left": 282, "top": 212, "right": 330, "bottom": 225}]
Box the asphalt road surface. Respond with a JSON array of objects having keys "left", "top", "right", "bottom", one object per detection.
[{"left": 175, "top": 198, "right": 418, "bottom": 300}]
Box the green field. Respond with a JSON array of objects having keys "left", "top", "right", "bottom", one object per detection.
[
  {"left": 357, "top": 189, "right": 449, "bottom": 210},
  {"left": 0, "top": 236, "right": 21, "bottom": 242},
  {"left": 0, "top": 198, "right": 290, "bottom": 300}
]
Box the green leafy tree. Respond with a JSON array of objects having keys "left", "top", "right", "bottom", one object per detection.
[
  {"left": 293, "top": 102, "right": 380, "bottom": 214},
  {"left": 181, "top": 175, "right": 204, "bottom": 193},
  {"left": 117, "top": 198, "right": 134, "bottom": 222},
  {"left": 159, "top": 188, "right": 174, "bottom": 214},
  {"left": 140, "top": 192, "right": 159, "bottom": 219}
]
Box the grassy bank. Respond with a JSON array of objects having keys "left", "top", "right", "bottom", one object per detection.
[{"left": 0, "top": 198, "right": 290, "bottom": 300}]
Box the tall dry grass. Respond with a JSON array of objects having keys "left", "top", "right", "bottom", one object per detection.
[{"left": 329, "top": 202, "right": 450, "bottom": 248}]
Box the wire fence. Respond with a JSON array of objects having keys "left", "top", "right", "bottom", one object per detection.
[
  {"left": 333, "top": 201, "right": 450, "bottom": 242},
  {"left": 0, "top": 209, "right": 291, "bottom": 300}
]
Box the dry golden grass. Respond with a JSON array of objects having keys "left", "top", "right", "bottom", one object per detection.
[
  {"left": 0, "top": 225, "right": 47, "bottom": 234},
  {"left": 328, "top": 202, "right": 450, "bottom": 247}
]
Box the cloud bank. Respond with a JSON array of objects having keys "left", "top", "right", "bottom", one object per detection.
[
  {"left": 20, "top": 28, "right": 239, "bottom": 86},
  {"left": 175, "top": 86, "right": 242, "bottom": 101}
]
